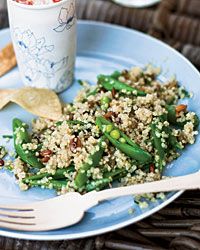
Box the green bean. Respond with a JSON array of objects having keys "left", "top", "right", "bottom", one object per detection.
[
  {"left": 13, "top": 118, "right": 44, "bottom": 169},
  {"left": 151, "top": 123, "right": 165, "bottom": 170},
  {"left": 97, "top": 74, "right": 146, "bottom": 96},
  {"left": 74, "top": 137, "right": 105, "bottom": 189},
  {"left": 96, "top": 116, "right": 152, "bottom": 164},
  {"left": 23, "top": 166, "right": 75, "bottom": 183}
]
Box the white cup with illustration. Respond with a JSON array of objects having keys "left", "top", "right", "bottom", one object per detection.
[{"left": 7, "top": 0, "right": 77, "bottom": 93}]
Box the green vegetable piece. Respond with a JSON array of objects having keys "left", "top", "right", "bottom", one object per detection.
[
  {"left": 106, "top": 124, "right": 113, "bottom": 133},
  {"left": 194, "top": 115, "right": 199, "bottom": 128},
  {"left": 166, "top": 105, "right": 176, "bottom": 125},
  {"left": 2, "top": 135, "right": 13, "bottom": 139},
  {"left": 168, "top": 133, "right": 182, "bottom": 150},
  {"left": 56, "top": 120, "right": 85, "bottom": 127},
  {"left": 0, "top": 146, "right": 7, "bottom": 159},
  {"left": 28, "top": 179, "right": 68, "bottom": 190},
  {"left": 119, "top": 137, "right": 126, "bottom": 144},
  {"left": 100, "top": 96, "right": 111, "bottom": 105},
  {"left": 23, "top": 166, "right": 75, "bottom": 183},
  {"left": 103, "top": 168, "right": 126, "bottom": 179},
  {"left": 74, "top": 137, "right": 105, "bottom": 189},
  {"left": 86, "top": 178, "right": 111, "bottom": 192},
  {"left": 13, "top": 118, "right": 44, "bottom": 169},
  {"left": 110, "top": 129, "right": 120, "bottom": 140},
  {"left": 97, "top": 75, "right": 146, "bottom": 96},
  {"left": 166, "top": 105, "right": 199, "bottom": 129},
  {"left": 151, "top": 123, "right": 165, "bottom": 170},
  {"left": 110, "top": 70, "right": 121, "bottom": 79},
  {"left": 86, "top": 88, "right": 99, "bottom": 98},
  {"left": 96, "top": 117, "right": 152, "bottom": 164}
]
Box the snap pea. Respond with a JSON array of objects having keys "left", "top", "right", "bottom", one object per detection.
[
  {"left": 96, "top": 116, "right": 140, "bottom": 149},
  {"left": 23, "top": 165, "right": 75, "bottom": 183},
  {"left": 86, "top": 169, "right": 127, "bottom": 192},
  {"left": 168, "top": 132, "right": 182, "bottom": 150},
  {"left": 166, "top": 105, "right": 199, "bottom": 128},
  {"left": 74, "top": 137, "right": 105, "bottom": 189},
  {"left": 110, "top": 70, "right": 121, "bottom": 79},
  {"left": 150, "top": 123, "right": 165, "bottom": 170},
  {"left": 97, "top": 74, "right": 146, "bottom": 96},
  {"left": 27, "top": 179, "right": 68, "bottom": 190},
  {"left": 86, "top": 178, "right": 111, "bottom": 192},
  {"left": 13, "top": 118, "right": 44, "bottom": 169},
  {"left": 96, "top": 116, "right": 152, "bottom": 164},
  {"left": 103, "top": 168, "right": 127, "bottom": 179}
]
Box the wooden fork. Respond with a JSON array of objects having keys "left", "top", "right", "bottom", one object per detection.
[{"left": 0, "top": 171, "right": 199, "bottom": 231}]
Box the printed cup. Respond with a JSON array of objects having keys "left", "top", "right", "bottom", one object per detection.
[{"left": 7, "top": 0, "right": 77, "bottom": 93}]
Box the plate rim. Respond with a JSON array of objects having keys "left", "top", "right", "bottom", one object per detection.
[{"left": 0, "top": 19, "right": 199, "bottom": 241}]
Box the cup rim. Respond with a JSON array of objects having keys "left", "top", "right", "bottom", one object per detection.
[{"left": 7, "top": 0, "right": 73, "bottom": 10}]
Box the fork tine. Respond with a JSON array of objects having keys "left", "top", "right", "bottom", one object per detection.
[
  {"left": 0, "top": 204, "right": 33, "bottom": 211},
  {"left": 0, "top": 221, "right": 38, "bottom": 231},
  {"left": 0, "top": 209, "right": 35, "bottom": 218},
  {"left": 0, "top": 217, "right": 36, "bottom": 225}
]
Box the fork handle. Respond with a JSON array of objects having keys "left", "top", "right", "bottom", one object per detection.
[{"left": 83, "top": 171, "right": 200, "bottom": 206}]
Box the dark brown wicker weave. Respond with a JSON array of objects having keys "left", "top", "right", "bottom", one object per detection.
[{"left": 0, "top": 0, "right": 200, "bottom": 249}]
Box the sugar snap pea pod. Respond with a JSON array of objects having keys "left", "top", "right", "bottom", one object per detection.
[
  {"left": 27, "top": 179, "right": 68, "bottom": 190},
  {"left": 166, "top": 105, "right": 199, "bottom": 128},
  {"left": 96, "top": 116, "right": 141, "bottom": 149},
  {"left": 150, "top": 123, "right": 165, "bottom": 170},
  {"left": 168, "top": 133, "right": 182, "bottom": 150},
  {"left": 103, "top": 168, "right": 126, "bottom": 179},
  {"left": 23, "top": 165, "right": 75, "bottom": 183},
  {"left": 74, "top": 137, "right": 105, "bottom": 189},
  {"left": 56, "top": 120, "right": 85, "bottom": 126},
  {"left": 110, "top": 70, "right": 121, "bottom": 79},
  {"left": 97, "top": 75, "right": 146, "bottom": 96},
  {"left": 86, "top": 169, "right": 127, "bottom": 192},
  {"left": 166, "top": 105, "right": 177, "bottom": 125},
  {"left": 96, "top": 116, "right": 152, "bottom": 164},
  {"left": 13, "top": 118, "right": 44, "bottom": 169},
  {"left": 86, "top": 178, "right": 111, "bottom": 192}
]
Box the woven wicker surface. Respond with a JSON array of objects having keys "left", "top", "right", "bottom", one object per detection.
[{"left": 0, "top": 0, "right": 200, "bottom": 249}]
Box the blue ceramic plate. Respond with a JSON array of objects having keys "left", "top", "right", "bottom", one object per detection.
[{"left": 0, "top": 21, "right": 200, "bottom": 241}]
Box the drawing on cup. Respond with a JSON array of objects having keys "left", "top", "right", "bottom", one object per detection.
[
  {"left": 54, "top": 2, "right": 76, "bottom": 32},
  {"left": 13, "top": 28, "right": 68, "bottom": 84}
]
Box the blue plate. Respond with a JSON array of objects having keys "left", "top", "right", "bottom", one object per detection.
[{"left": 0, "top": 21, "right": 200, "bottom": 241}]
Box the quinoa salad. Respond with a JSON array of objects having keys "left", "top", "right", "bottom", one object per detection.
[{"left": 0, "top": 65, "right": 199, "bottom": 195}]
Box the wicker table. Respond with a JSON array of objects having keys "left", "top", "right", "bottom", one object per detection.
[{"left": 0, "top": 0, "right": 200, "bottom": 249}]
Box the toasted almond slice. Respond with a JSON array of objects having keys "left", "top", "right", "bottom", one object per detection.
[
  {"left": 0, "top": 89, "right": 17, "bottom": 109},
  {"left": 11, "top": 87, "right": 62, "bottom": 120},
  {"left": 176, "top": 104, "right": 187, "bottom": 114}
]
